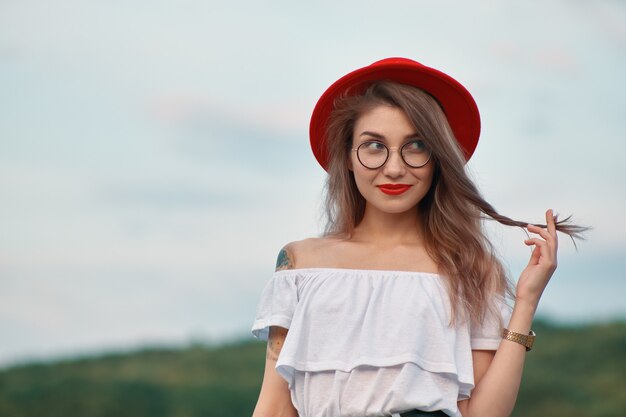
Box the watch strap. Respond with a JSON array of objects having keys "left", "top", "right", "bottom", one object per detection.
[{"left": 502, "top": 328, "right": 536, "bottom": 351}]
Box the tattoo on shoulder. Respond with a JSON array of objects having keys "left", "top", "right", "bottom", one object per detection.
[
  {"left": 275, "top": 247, "right": 294, "bottom": 271},
  {"left": 266, "top": 326, "right": 288, "bottom": 362}
]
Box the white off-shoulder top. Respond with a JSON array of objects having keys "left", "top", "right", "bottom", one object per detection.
[{"left": 251, "top": 268, "right": 512, "bottom": 417}]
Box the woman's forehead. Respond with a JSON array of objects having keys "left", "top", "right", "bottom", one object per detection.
[{"left": 353, "top": 105, "right": 420, "bottom": 141}]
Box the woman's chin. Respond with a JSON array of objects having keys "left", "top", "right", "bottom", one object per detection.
[{"left": 367, "top": 201, "right": 420, "bottom": 215}]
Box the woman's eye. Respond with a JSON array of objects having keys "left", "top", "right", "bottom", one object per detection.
[
  {"left": 404, "top": 140, "right": 426, "bottom": 152},
  {"left": 362, "top": 141, "right": 386, "bottom": 151}
]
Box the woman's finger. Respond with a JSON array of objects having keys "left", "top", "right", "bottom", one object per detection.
[
  {"left": 546, "top": 209, "right": 559, "bottom": 251},
  {"left": 526, "top": 223, "right": 554, "bottom": 243},
  {"left": 524, "top": 238, "right": 555, "bottom": 261},
  {"left": 524, "top": 237, "right": 557, "bottom": 268},
  {"left": 546, "top": 209, "right": 556, "bottom": 235},
  {"left": 524, "top": 238, "right": 547, "bottom": 249},
  {"left": 525, "top": 243, "right": 542, "bottom": 266}
]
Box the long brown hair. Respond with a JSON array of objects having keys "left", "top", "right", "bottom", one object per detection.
[{"left": 323, "top": 80, "right": 588, "bottom": 324}]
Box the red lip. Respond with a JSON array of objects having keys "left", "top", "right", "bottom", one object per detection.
[{"left": 378, "top": 184, "right": 412, "bottom": 195}]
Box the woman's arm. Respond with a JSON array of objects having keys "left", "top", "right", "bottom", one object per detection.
[
  {"left": 253, "top": 245, "right": 299, "bottom": 417},
  {"left": 458, "top": 209, "right": 558, "bottom": 417},
  {"left": 252, "top": 326, "right": 298, "bottom": 417}
]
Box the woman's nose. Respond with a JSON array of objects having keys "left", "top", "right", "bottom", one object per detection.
[{"left": 382, "top": 149, "right": 406, "bottom": 177}]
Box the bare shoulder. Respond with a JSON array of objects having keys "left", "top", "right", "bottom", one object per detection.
[
  {"left": 275, "top": 236, "right": 346, "bottom": 271},
  {"left": 275, "top": 243, "right": 296, "bottom": 271}
]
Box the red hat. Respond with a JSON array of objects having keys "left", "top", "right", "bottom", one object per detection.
[{"left": 309, "top": 57, "right": 481, "bottom": 170}]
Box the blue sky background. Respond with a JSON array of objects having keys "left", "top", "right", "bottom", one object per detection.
[{"left": 1, "top": 0, "right": 625, "bottom": 368}]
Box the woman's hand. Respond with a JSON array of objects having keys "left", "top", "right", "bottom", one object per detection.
[{"left": 515, "top": 209, "right": 559, "bottom": 309}]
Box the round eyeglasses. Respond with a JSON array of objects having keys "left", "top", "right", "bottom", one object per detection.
[{"left": 352, "top": 140, "right": 432, "bottom": 169}]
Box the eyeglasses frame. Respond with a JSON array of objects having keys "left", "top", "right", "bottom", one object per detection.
[{"left": 351, "top": 140, "right": 433, "bottom": 170}]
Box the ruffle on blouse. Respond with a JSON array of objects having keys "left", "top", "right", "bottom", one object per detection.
[{"left": 251, "top": 268, "right": 511, "bottom": 394}]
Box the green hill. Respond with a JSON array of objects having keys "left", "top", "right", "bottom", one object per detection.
[{"left": 0, "top": 319, "right": 624, "bottom": 417}]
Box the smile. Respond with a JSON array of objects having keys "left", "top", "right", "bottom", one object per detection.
[{"left": 377, "top": 184, "right": 412, "bottom": 195}]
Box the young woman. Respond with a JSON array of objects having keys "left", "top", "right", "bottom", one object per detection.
[{"left": 251, "top": 58, "right": 587, "bottom": 417}]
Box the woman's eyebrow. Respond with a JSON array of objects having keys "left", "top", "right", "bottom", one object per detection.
[
  {"left": 359, "top": 131, "right": 421, "bottom": 140},
  {"left": 359, "top": 131, "right": 384, "bottom": 139}
]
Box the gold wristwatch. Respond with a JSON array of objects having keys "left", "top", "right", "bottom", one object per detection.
[{"left": 502, "top": 328, "right": 536, "bottom": 351}]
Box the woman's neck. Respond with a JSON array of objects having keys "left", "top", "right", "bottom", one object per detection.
[{"left": 351, "top": 204, "right": 425, "bottom": 247}]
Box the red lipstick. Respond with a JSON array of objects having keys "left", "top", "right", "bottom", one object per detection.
[{"left": 378, "top": 184, "right": 412, "bottom": 195}]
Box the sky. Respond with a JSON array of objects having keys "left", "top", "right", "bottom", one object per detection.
[{"left": 1, "top": 0, "right": 625, "bottom": 368}]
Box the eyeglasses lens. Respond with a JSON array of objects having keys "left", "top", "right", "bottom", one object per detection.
[
  {"left": 357, "top": 142, "right": 388, "bottom": 169},
  {"left": 401, "top": 141, "right": 430, "bottom": 167}
]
